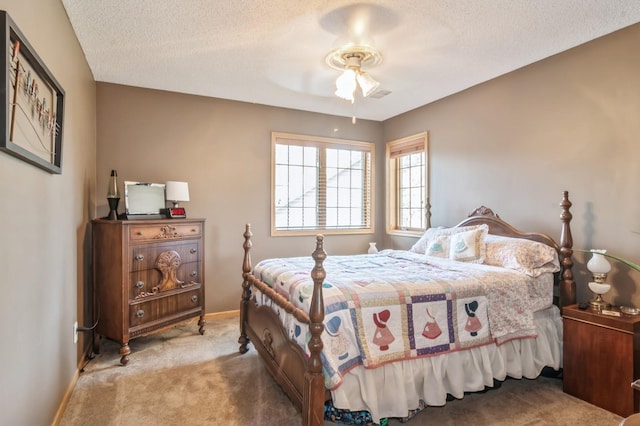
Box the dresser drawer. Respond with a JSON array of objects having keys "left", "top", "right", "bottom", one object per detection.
[
  {"left": 129, "top": 262, "right": 201, "bottom": 299},
  {"left": 129, "top": 287, "right": 202, "bottom": 327},
  {"left": 130, "top": 242, "right": 200, "bottom": 271},
  {"left": 128, "top": 222, "right": 202, "bottom": 242}
]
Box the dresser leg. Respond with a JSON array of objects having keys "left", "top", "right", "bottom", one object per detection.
[
  {"left": 119, "top": 343, "right": 131, "bottom": 365},
  {"left": 198, "top": 315, "right": 206, "bottom": 335}
]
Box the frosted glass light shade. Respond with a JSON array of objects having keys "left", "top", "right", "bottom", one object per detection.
[
  {"left": 356, "top": 72, "right": 379, "bottom": 97},
  {"left": 587, "top": 250, "right": 611, "bottom": 275},
  {"left": 335, "top": 69, "right": 357, "bottom": 102},
  {"left": 165, "top": 181, "right": 190, "bottom": 207},
  {"left": 335, "top": 69, "right": 380, "bottom": 102}
]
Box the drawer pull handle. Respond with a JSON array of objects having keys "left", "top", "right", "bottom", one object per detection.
[
  {"left": 135, "top": 254, "right": 144, "bottom": 261},
  {"left": 136, "top": 309, "right": 145, "bottom": 318},
  {"left": 190, "top": 271, "right": 197, "bottom": 277},
  {"left": 136, "top": 231, "right": 142, "bottom": 236},
  {"left": 190, "top": 248, "right": 197, "bottom": 254},
  {"left": 136, "top": 281, "right": 144, "bottom": 289},
  {"left": 191, "top": 228, "right": 196, "bottom": 233},
  {"left": 191, "top": 295, "right": 198, "bottom": 303}
]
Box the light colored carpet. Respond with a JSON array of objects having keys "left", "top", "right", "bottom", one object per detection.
[{"left": 59, "top": 314, "right": 624, "bottom": 426}]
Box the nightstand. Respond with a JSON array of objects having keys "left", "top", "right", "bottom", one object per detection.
[{"left": 563, "top": 304, "right": 640, "bottom": 417}]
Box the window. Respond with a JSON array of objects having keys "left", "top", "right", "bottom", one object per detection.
[
  {"left": 386, "top": 132, "right": 429, "bottom": 235},
  {"left": 272, "top": 132, "right": 374, "bottom": 236}
]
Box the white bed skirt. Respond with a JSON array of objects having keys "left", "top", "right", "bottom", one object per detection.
[{"left": 331, "top": 305, "right": 563, "bottom": 423}]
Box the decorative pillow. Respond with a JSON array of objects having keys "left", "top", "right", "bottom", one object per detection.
[
  {"left": 425, "top": 234, "right": 450, "bottom": 258},
  {"left": 409, "top": 227, "right": 443, "bottom": 254},
  {"left": 410, "top": 224, "right": 483, "bottom": 254},
  {"left": 484, "top": 234, "right": 560, "bottom": 277},
  {"left": 448, "top": 227, "right": 488, "bottom": 263},
  {"left": 418, "top": 224, "right": 488, "bottom": 263}
]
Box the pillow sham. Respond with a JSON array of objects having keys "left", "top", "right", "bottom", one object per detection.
[
  {"left": 483, "top": 234, "right": 560, "bottom": 277},
  {"left": 409, "top": 227, "right": 442, "bottom": 254},
  {"left": 410, "top": 224, "right": 484, "bottom": 255},
  {"left": 419, "top": 224, "right": 488, "bottom": 263},
  {"left": 448, "top": 226, "right": 488, "bottom": 263},
  {"left": 424, "top": 234, "right": 450, "bottom": 258}
]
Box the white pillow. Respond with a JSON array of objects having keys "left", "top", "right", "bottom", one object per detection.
[
  {"left": 409, "top": 227, "right": 442, "bottom": 254},
  {"left": 484, "top": 234, "right": 560, "bottom": 277},
  {"left": 418, "top": 224, "right": 488, "bottom": 263},
  {"left": 410, "top": 225, "right": 481, "bottom": 254},
  {"left": 425, "top": 234, "right": 450, "bottom": 258},
  {"left": 448, "top": 227, "right": 488, "bottom": 263}
]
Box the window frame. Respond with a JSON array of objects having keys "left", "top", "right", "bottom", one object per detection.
[
  {"left": 271, "top": 132, "right": 375, "bottom": 237},
  {"left": 385, "top": 132, "right": 429, "bottom": 237}
]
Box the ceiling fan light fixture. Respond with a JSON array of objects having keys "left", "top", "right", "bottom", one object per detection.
[{"left": 326, "top": 44, "right": 382, "bottom": 102}]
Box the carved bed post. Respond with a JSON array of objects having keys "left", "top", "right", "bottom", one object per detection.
[
  {"left": 303, "top": 235, "right": 326, "bottom": 426},
  {"left": 238, "top": 224, "right": 253, "bottom": 354},
  {"left": 559, "top": 191, "right": 576, "bottom": 309}
]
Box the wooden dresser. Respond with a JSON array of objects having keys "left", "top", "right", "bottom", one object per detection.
[
  {"left": 92, "top": 218, "right": 205, "bottom": 365},
  {"left": 563, "top": 304, "right": 640, "bottom": 417}
]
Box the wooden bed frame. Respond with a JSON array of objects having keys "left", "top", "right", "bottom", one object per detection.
[{"left": 238, "top": 191, "right": 576, "bottom": 426}]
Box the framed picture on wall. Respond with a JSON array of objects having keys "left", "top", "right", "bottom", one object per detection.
[{"left": 0, "top": 10, "right": 65, "bottom": 174}]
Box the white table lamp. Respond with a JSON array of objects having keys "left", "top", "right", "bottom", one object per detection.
[
  {"left": 587, "top": 249, "right": 612, "bottom": 310},
  {"left": 165, "top": 181, "right": 190, "bottom": 208}
]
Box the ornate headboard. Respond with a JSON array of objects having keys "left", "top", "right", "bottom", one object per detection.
[{"left": 452, "top": 192, "right": 575, "bottom": 308}]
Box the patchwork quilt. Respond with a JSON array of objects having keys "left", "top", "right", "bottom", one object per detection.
[{"left": 252, "top": 250, "right": 541, "bottom": 390}]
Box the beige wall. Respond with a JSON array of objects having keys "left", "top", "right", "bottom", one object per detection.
[
  {"left": 95, "top": 84, "right": 384, "bottom": 314},
  {"left": 0, "top": 1, "right": 96, "bottom": 424},
  {"left": 384, "top": 23, "right": 640, "bottom": 306}
]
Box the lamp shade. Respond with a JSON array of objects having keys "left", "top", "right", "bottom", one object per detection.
[
  {"left": 165, "top": 181, "right": 190, "bottom": 203},
  {"left": 356, "top": 72, "right": 380, "bottom": 97},
  {"left": 587, "top": 250, "right": 611, "bottom": 274},
  {"left": 335, "top": 68, "right": 380, "bottom": 103},
  {"left": 335, "top": 69, "right": 357, "bottom": 102}
]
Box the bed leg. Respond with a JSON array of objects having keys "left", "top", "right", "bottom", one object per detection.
[
  {"left": 238, "top": 224, "right": 252, "bottom": 354},
  {"left": 303, "top": 372, "right": 325, "bottom": 426},
  {"left": 559, "top": 191, "right": 576, "bottom": 310},
  {"left": 303, "top": 235, "right": 327, "bottom": 426}
]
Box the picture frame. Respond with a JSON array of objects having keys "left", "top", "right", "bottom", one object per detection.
[{"left": 0, "top": 10, "right": 64, "bottom": 174}]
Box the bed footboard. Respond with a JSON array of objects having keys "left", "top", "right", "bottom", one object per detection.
[{"left": 239, "top": 226, "right": 326, "bottom": 426}]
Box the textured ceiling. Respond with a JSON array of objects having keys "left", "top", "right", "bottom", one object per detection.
[{"left": 61, "top": 1, "right": 640, "bottom": 121}]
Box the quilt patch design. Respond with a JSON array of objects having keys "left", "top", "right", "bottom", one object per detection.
[{"left": 253, "top": 250, "right": 537, "bottom": 390}]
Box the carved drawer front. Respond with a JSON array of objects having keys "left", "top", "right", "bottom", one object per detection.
[
  {"left": 129, "top": 223, "right": 202, "bottom": 242},
  {"left": 129, "top": 262, "right": 201, "bottom": 300},
  {"left": 129, "top": 287, "right": 202, "bottom": 327},
  {"left": 130, "top": 242, "right": 200, "bottom": 272}
]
